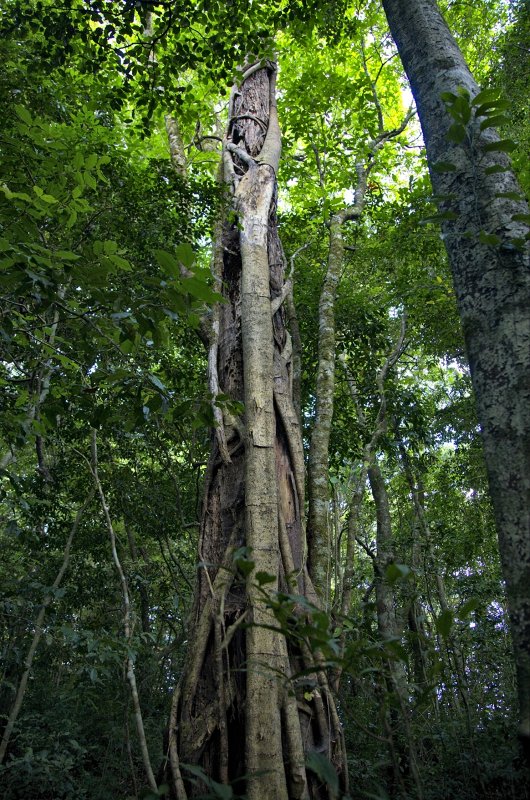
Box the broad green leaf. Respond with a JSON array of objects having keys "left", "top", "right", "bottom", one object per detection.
[
  {"left": 182, "top": 764, "right": 234, "bottom": 799},
  {"left": 482, "top": 139, "right": 516, "bottom": 153},
  {"left": 474, "top": 99, "right": 511, "bottom": 116},
  {"left": 235, "top": 557, "right": 255, "bottom": 578},
  {"left": 448, "top": 94, "right": 471, "bottom": 124},
  {"left": 446, "top": 123, "right": 466, "bottom": 144},
  {"left": 484, "top": 164, "right": 509, "bottom": 175},
  {"left": 108, "top": 254, "right": 132, "bottom": 271},
  {"left": 148, "top": 373, "right": 167, "bottom": 393},
  {"left": 182, "top": 276, "right": 224, "bottom": 303},
  {"left": 386, "top": 563, "right": 411, "bottom": 584},
  {"left": 478, "top": 231, "right": 501, "bottom": 246},
  {"left": 435, "top": 609, "right": 454, "bottom": 637},
  {"left": 56, "top": 250, "right": 81, "bottom": 261},
  {"left": 495, "top": 192, "right": 524, "bottom": 201},
  {"left": 14, "top": 104, "right": 32, "bottom": 125},
  {"left": 175, "top": 242, "right": 195, "bottom": 268},
  {"left": 256, "top": 571, "right": 276, "bottom": 586},
  {"left": 422, "top": 211, "right": 459, "bottom": 224},
  {"left": 459, "top": 598, "right": 480, "bottom": 618},
  {"left": 471, "top": 87, "right": 501, "bottom": 106},
  {"left": 480, "top": 115, "right": 509, "bottom": 131},
  {"left": 432, "top": 161, "right": 457, "bottom": 173},
  {"left": 305, "top": 752, "right": 339, "bottom": 796},
  {"left": 67, "top": 210, "right": 78, "bottom": 228},
  {"left": 84, "top": 171, "right": 97, "bottom": 190},
  {"left": 155, "top": 249, "right": 181, "bottom": 277},
  {"left": 103, "top": 240, "right": 118, "bottom": 255}
]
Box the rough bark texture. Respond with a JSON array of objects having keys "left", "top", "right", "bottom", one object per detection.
[
  {"left": 307, "top": 113, "right": 412, "bottom": 600},
  {"left": 167, "top": 64, "right": 346, "bottom": 800},
  {"left": 308, "top": 215, "right": 344, "bottom": 601},
  {"left": 382, "top": 0, "right": 530, "bottom": 752}
]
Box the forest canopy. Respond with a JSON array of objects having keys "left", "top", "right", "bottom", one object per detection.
[{"left": 1, "top": 1, "right": 529, "bottom": 799}]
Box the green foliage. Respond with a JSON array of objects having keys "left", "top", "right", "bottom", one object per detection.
[{"left": 1, "top": 1, "right": 527, "bottom": 799}]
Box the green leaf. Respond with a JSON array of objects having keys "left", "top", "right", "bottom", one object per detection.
[
  {"left": 446, "top": 123, "right": 466, "bottom": 144},
  {"left": 235, "top": 557, "right": 255, "bottom": 578},
  {"left": 471, "top": 88, "right": 501, "bottom": 107},
  {"left": 512, "top": 213, "right": 530, "bottom": 224},
  {"left": 432, "top": 161, "right": 457, "bottom": 173},
  {"left": 148, "top": 373, "right": 167, "bottom": 393},
  {"left": 84, "top": 171, "right": 97, "bottom": 190},
  {"left": 449, "top": 94, "right": 471, "bottom": 124},
  {"left": 181, "top": 764, "right": 234, "bottom": 799},
  {"left": 495, "top": 192, "right": 524, "bottom": 201},
  {"left": 103, "top": 240, "right": 118, "bottom": 255},
  {"left": 175, "top": 242, "right": 195, "bottom": 269},
  {"left": 484, "top": 164, "right": 509, "bottom": 175},
  {"left": 155, "top": 249, "right": 181, "bottom": 278},
  {"left": 14, "top": 104, "right": 32, "bottom": 125},
  {"left": 67, "top": 210, "right": 78, "bottom": 228},
  {"left": 435, "top": 609, "right": 454, "bottom": 637},
  {"left": 478, "top": 231, "right": 501, "bottom": 246},
  {"left": 385, "top": 563, "right": 411, "bottom": 584},
  {"left": 305, "top": 752, "right": 339, "bottom": 796},
  {"left": 422, "top": 211, "right": 459, "bottom": 224},
  {"left": 480, "top": 115, "right": 509, "bottom": 131},
  {"left": 482, "top": 139, "right": 516, "bottom": 153},
  {"left": 182, "top": 276, "right": 223, "bottom": 304},
  {"left": 459, "top": 598, "right": 480, "bottom": 618},
  {"left": 109, "top": 254, "right": 132, "bottom": 271},
  {"left": 256, "top": 571, "right": 276, "bottom": 586},
  {"left": 56, "top": 250, "right": 81, "bottom": 261},
  {"left": 474, "top": 99, "right": 511, "bottom": 116}
]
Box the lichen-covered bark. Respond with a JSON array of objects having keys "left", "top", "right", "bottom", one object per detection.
[
  {"left": 307, "top": 112, "right": 412, "bottom": 600},
  {"left": 382, "top": 0, "right": 530, "bottom": 752},
  {"left": 308, "top": 214, "right": 344, "bottom": 601},
  {"left": 167, "top": 63, "right": 346, "bottom": 800}
]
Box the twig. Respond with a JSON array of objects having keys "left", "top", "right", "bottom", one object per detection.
[{"left": 89, "top": 430, "right": 158, "bottom": 793}]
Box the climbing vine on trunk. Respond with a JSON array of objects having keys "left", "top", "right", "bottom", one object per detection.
[{"left": 166, "top": 62, "right": 347, "bottom": 800}]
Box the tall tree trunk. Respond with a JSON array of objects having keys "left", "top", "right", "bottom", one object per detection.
[
  {"left": 368, "top": 464, "right": 423, "bottom": 800},
  {"left": 382, "top": 0, "right": 530, "bottom": 755},
  {"left": 167, "top": 63, "right": 346, "bottom": 800},
  {"left": 307, "top": 109, "right": 412, "bottom": 598}
]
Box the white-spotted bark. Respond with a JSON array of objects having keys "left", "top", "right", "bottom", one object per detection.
[{"left": 382, "top": 0, "right": 530, "bottom": 755}]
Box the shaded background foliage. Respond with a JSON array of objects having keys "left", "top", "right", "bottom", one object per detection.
[{"left": 1, "top": 0, "right": 529, "bottom": 798}]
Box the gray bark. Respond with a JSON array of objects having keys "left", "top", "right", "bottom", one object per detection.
[{"left": 382, "top": 0, "right": 530, "bottom": 751}]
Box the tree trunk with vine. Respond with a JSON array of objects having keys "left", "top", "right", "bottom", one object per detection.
[{"left": 166, "top": 62, "right": 346, "bottom": 800}]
